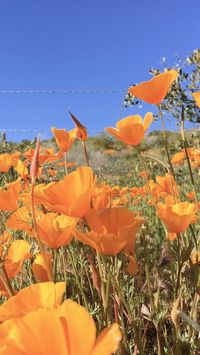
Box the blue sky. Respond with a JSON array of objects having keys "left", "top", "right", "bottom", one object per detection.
[{"left": 0, "top": 0, "right": 199, "bottom": 141}]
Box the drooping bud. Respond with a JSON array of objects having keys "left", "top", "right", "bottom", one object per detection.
[{"left": 69, "top": 111, "right": 88, "bottom": 141}]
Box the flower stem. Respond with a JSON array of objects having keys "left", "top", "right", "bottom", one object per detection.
[
  {"left": 0, "top": 266, "right": 14, "bottom": 296},
  {"left": 181, "top": 107, "right": 199, "bottom": 205},
  {"left": 82, "top": 141, "right": 90, "bottom": 166},
  {"left": 64, "top": 152, "right": 68, "bottom": 174},
  {"left": 67, "top": 247, "right": 89, "bottom": 311},
  {"left": 31, "top": 184, "right": 53, "bottom": 281},
  {"left": 135, "top": 148, "right": 156, "bottom": 206},
  {"left": 96, "top": 252, "right": 106, "bottom": 314},
  {"left": 157, "top": 105, "right": 177, "bottom": 202}
]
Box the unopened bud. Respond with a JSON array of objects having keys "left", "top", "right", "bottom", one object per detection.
[{"left": 30, "top": 135, "right": 40, "bottom": 185}]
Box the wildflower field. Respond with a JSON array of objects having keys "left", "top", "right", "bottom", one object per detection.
[{"left": 0, "top": 69, "right": 199, "bottom": 355}]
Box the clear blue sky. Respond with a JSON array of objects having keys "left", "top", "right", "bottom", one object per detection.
[{"left": 0, "top": 0, "right": 199, "bottom": 141}]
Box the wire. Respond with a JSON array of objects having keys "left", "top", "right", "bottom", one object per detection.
[
  {"left": 0, "top": 129, "right": 45, "bottom": 133},
  {"left": 0, "top": 128, "right": 99, "bottom": 135},
  {"left": 0, "top": 88, "right": 126, "bottom": 95}
]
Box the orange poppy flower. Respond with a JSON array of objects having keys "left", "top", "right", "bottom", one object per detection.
[
  {"left": 192, "top": 91, "right": 200, "bottom": 108},
  {"left": 171, "top": 150, "right": 185, "bottom": 165},
  {"left": 69, "top": 111, "right": 88, "bottom": 141},
  {"left": 32, "top": 253, "right": 53, "bottom": 282},
  {"left": 91, "top": 184, "right": 114, "bottom": 211},
  {"left": 0, "top": 151, "right": 21, "bottom": 173},
  {"left": 75, "top": 208, "right": 144, "bottom": 255},
  {"left": 0, "top": 178, "right": 21, "bottom": 211},
  {"left": 14, "top": 159, "right": 29, "bottom": 180},
  {"left": 189, "top": 148, "right": 200, "bottom": 168},
  {"left": 171, "top": 148, "right": 200, "bottom": 168},
  {"left": 0, "top": 231, "right": 12, "bottom": 246},
  {"left": 47, "top": 168, "right": 57, "bottom": 177},
  {"left": 36, "top": 213, "right": 76, "bottom": 248},
  {"left": 155, "top": 173, "right": 178, "bottom": 198},
  {"left": 56, "top": 161, "right": 76, "bottom": 169},
  {"left": 24, "top": 147, "right": 62, "bottom": 165},
  {"left": 157, "top": 201, "right": 197, "bottom": 234},
  {"left": 191, "top": 250, "right": 200, "bottom": 264},
  {"left": 128, "top": 70, "right": 178, "bottom": 104},
  {"left": 34, "top": 167, "right": 96, "bottom": 218},
  {"left": 106, "top": 113, "right": 153, "bottom": 146},
  {"left": 51, "top": 127, "right": 74, "bottom": 153},
  {"left": 6, "top": 206, "right": 41, "bottom": 236},
  {"left": 167, "top": 232, "right": 177, "bottom": 241},
  {"left": 186, "top": 191, "right": 196, "bottom": 201},
  {"left": 0, "top": 299, "right": 121, "bottom": 355},
  {"left": 0, "top": 282, "right": 66, "bottom": 322},
  {"left": 4, "top": 240, "right": 31, "bottom": 278},
  {"left": 138, "top": 170, "right": 149, "bottom": 179}
]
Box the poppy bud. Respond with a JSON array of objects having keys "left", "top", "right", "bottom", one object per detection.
[{"left": 30, "top": 135, "right": 40, "bottom": 185}]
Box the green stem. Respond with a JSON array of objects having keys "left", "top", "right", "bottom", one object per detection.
[
  {"left": 67, "top": 247, "right": 89, "bottom": 310},
  {"left": 53, "top": 249, "right": 59, "bottom": 282},
  {"left": 157, "top": 105, "right": 177, "bottom": 202},
  {"left": 135, "top": 148, "right": 156, "bottom": 206},
  {"left": 181, "top": 107, "right": 199, "bottom": 205},
  {"left": 0, "top": 266, "right": 14, "bottom": 296},
  {"left": 96, "top": 252, "right": 106, "bottom": 314},
  {"left": 31, "top": 184, "right": 53, "bottom": 281},
  {"left": 143, "top": 153, "right": 170, "bottom": 173},
  {"left": 82, "top": 141, "right": 90, "bottom": 166},
  {"left": 64, "top": 152, "right": 68, "bottom": 174}
]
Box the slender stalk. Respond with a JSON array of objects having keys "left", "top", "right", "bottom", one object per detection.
[
  {"left": 31, "top": 184, "right": 53, "bottom": 281},
  {"left": 67, "top": 247, "right": 89, "bottom": 310},
  {"left": 64, "top": 152, "right": 68, "bottom": 174},
  {"left": 60, "top": 247, "right": 67, "bottom": 280},
  {"left": 190, "top": 272, "right": 200, "bottom": 322},
  {"left": 155, "top": 323, "right": 164, "bottom": 355},
  {"left": 105, "top": 272, "right": 111, "bottom": 324},
  {"left": 103, "top": 258, "right": 144, "bottom": 353},
  {"left": 82, "top": 141, "right": 90, "bottom": 166},
  {"left": 0, "top": 266, "right": 14, "bottom": 296},
  {"left": 142, "top": 231, "right": 155, "bottom": 316},
  {"left": 157, "top": 105, "right": 177, "bottom": 202},
  {"left": 53, "top": 249, "right": 59, "bottom": 282},
  {"left": 135, "top": 148, "right": 156, "bottom": 206},
  {"left": 96, "top": 252, "right": 106, "bottom": 313},
  {"left": 143, "top": 153, "right": 170, "bottom": 173},
  {"left": 157, "top": 105, "right": 176, "bottom": 178},
  {"left": 181, "top": 107, "right": 199, "bottom": 205}
]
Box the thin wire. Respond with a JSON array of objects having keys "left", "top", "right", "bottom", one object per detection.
[
  {"left": 0, "top": 88, "right": 126, "bottom": 94},
  {"left": 0, "top": 128, "right": 99, "bottom": 134},
  {"left": 0, "top": 129, "right": 45, "bottom": 133}
]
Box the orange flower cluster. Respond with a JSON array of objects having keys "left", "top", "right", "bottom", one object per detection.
[
  {"left": 171, "top": 148, "right": 200, "bottom": 168},
  {"left": 131, "top": 173, "right": 179, "bottom": 202},
  {"left": 0, "top": 68, "right": 199, "bottom": 353}
]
